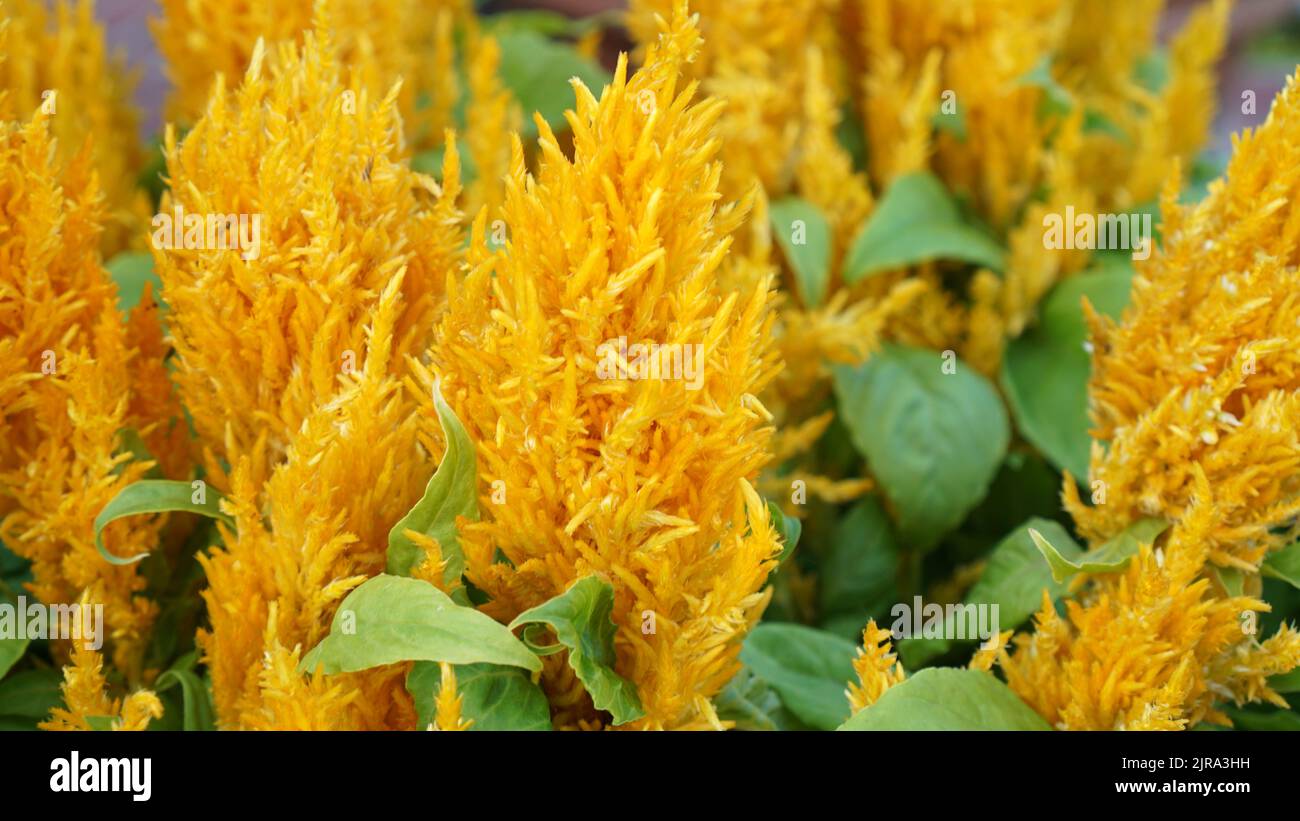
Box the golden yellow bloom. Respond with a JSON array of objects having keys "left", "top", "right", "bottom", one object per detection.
[
  {"left": 846, "top": 619, "right": 905, "bottom": 714},
  {"left": 968, "top": 629, "right": 1012, "bottom": 672},
  {"left": 152, "top": 32, "right": 461, "bottom": 491},
  {"left": 152, "top": 0, "right": 423, "bottom": 135},
  {"left": 628, "top": 0, "right": 848, "bottom": 203},
  {"left": 428, "top": 2, "right": 784, "bottom": 730},
  {"left": 0, "top": 0, "right": 147, "bottom": 255},
  {"left": 0, "top": 112, "right": 184, "bottom": 680},
  {"left": 463, "top": 25, "right": 520, "bottom": 222},
  {"left": 1004, "top": 70, "right": 1300, "bottom": 729},
  {"left": 168, "top": 29, "right": 466, "bottom": 729},
  {"left": 430, "top": 662, "right": 472, "bottom": 730},
  {"left": 41, "top": 643, "right": 163, "bottom": 731}
]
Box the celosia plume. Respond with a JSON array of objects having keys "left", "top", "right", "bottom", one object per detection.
[
  {"left": 1003, "top": 68, "right": 1300, "bottom": 729},
  {"left": 0, "top": 110, "right": 186, "bottom": 680},
  {"left": 152, "top": 32, "right": 460, "bottom": 492},
  {"left": 0, "top": 0, "right": 147, "bottom": 255},
  {"left": 427, "top": 2, "right": 785, "bottom": 730},
  {"left": 158, "top": 28, "right": 466, "bottom": 729}
]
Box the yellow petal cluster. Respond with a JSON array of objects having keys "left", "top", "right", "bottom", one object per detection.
[
  {"left": 41, "top": 643, "right": 162, "bottom": 731},
  {"left": 1003, "top": 70, "right": 1300, "bottom": 729},
  {"left": 0, "top": 111, "right": 186, "bottom": 680},
  {"left": 430, "top": 662, "right": 472, "bottom": 730},
  {"left": 427, "top": 2, "right": 783, "bottom": 730},
  {"left": 151, "top": 0, "right": 452, "bottom": 143},
  {"left": 0, "top": 0, "right": 147, "bottom": 255},
  {"left": 156, "top": 29, "right": 464, "bottom": 729},
  {"left": 845, "top": 619, "right": 905, "bottom": 714},
  {"left": 152, "top": 32, "right": 461, "bottom": 491}
]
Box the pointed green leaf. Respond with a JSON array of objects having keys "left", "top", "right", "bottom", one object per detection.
[
  {"left": 84, "top": 715, "right": 116, "bottom": 731},
  {"left": 106, "top": 252, "right": 163, "bottom": 313},
  {"left": 508, "top": 576, "right": 643, "bottom": 725},
  {"left": 95, "top": 480, "right": 234, "bottom": 566},
  {"left": 766, "top": 500, "right": 802, "bottom": 563},
  {"left": 154, "top": 652, "right": 215, "bottom": 731},
  {"left": 833, "top": 344, "right": 1009, "bottom": 551},
  {"left": 495, "top": 31, "right": 611, "bottom": 138},
  {"left": 387, "top": 381, "right": 478, "bottom": 595},
  {"left": 1001, "top": 263, "right": 1133, "bottom": 480},
  {"left": 842, "top": 172, "right": 1004, "bottom": 283},
  {"left": 0, "top": 668, "right": 62, "bottom": 726},
  {"left": 838, "top": 667, "right": 1051, "bottom": 730},
  {"left": 407, "top": 661, "right": 552, "bottom": 731},
  {"left": 769, "top": 197, "right": 831, "bottom": 307},
  {"left": 714, "top": 668, "right": 808, "bottom": 731},
  {"left": 738, "top": 623, "right": 857, "bottom": 731},
  {"left": 1031, "top": 518, "right": 1167, "bottom": 584},
  {"left": 300, "top": 575, "right": 540, "bottom": 675},
  {"left": 1263, "top": 542, "right": 1300, "bottom": 590}
]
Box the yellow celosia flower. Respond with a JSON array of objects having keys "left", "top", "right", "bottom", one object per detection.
[
  {"left": 463, "top": 24, "right": 520, "bottom": 222},
  {"left": 427, "top": 2, "right": 784, "bottom": 730},
  {"left": 0, "top": 111, "right": 185, "bottom": 681},
  {"left": 1004, "top": 70, "right": 1300, "bottom": 729},
  {"left": 167, "top": 29, "right": 465, "bottom": 729},
  {"left": 968, "top": 629, "right": 1012, "bottom": 672},
  {"left": 846, "top": 619, "right": 905, "bottom": 714},
  {"left": 628, "top": 0, "right": 847, "bottom": 204},
  {"left": 430, "top": 662, "right": 472, "bottom": 730},
  {"left": 0, "top": 0, "right": 147, "bottom": 255},
  {"left": 41, "top": 643, "right": 162, "bottom": 731},
  {"left": 152, "top": 31, "right": 461, "bottom": 492}
]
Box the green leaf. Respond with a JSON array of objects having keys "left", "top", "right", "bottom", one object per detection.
[
  {"left": 387, "top": 381, "right": 478, "bottom": 597},
  {"left": 154, "top": 652, "right": 215, "bottom": 731},
  {"left": 1223, "top": 705, "right": 1300, "bottom": 731},
  {"left": 899, "top": 518, "right": 1082, "bottom": 668},
  {"left": 1268, "top": 667, "right": 1300, "bottom": 694},
  {"left": 714, "top": 668, "right": 808, "bottom": 731},
  {"left": 0, "top": 583, "right": 28, "bottom": 679},
  {"left": 407, "top": 661, "right": 552, "bottom": 731},
  {"left": 496, "top": 31, "right": 611, "bottom": 138},
  {"left": 769, "top": 198, "right": 831, "bottom": 307},
  {"left": 818, "top": 497, "right": 899, "bottom": 629},
  {"left": 508, "top": 576, "right": 644, "bottom": 725},
  {"left": 95, "top": 480, "right": 234, "bottom": 566},
  {"left": 1001, "top": 263, "right": 1134, "bottom": 480},
  {"left": 842, "top": 172, "right": 1005, "bottom": 283},
  {"left": 1031, "top": 518, "right": 1167, "bottom": 584},
  {"left": 1263, "top": 542, "right": 1300, "bottom": 590},
  {"left": 84, "top": 715, "right": 116, "bottom": 731},
  {"left": 0, "top": 636, "right": 27, "bottom": 681},
  {"left": 838, "top": 667, "right": 1051, "bottom": 730},
  {"left": 106, "top": 252, "right": 164, "bottom": 313},
  {"left": 1134, "top": 50, "right": 1170, "bottom": 94},
  {"left": 300, "top": 575, "right": 541, "bottom": 675},
  {"left": 967, "top": 518, "right": 1083, "bottom": 629},
  {"left": 0, "top": 668, "right": 61, "bottom": 718},
  {"left": 833, "top": 344, "right": 1010, "bottom": 550},
  {"left": 766, "top": 500, "right": 802, "bottom": 564},
  {"left": 738, "top": 623, "right": 857, "bottom": 731}
]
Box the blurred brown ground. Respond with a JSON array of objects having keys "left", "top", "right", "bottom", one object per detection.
[{"left": 94, "top": 0, "right": 1300, "bottom": 153}]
